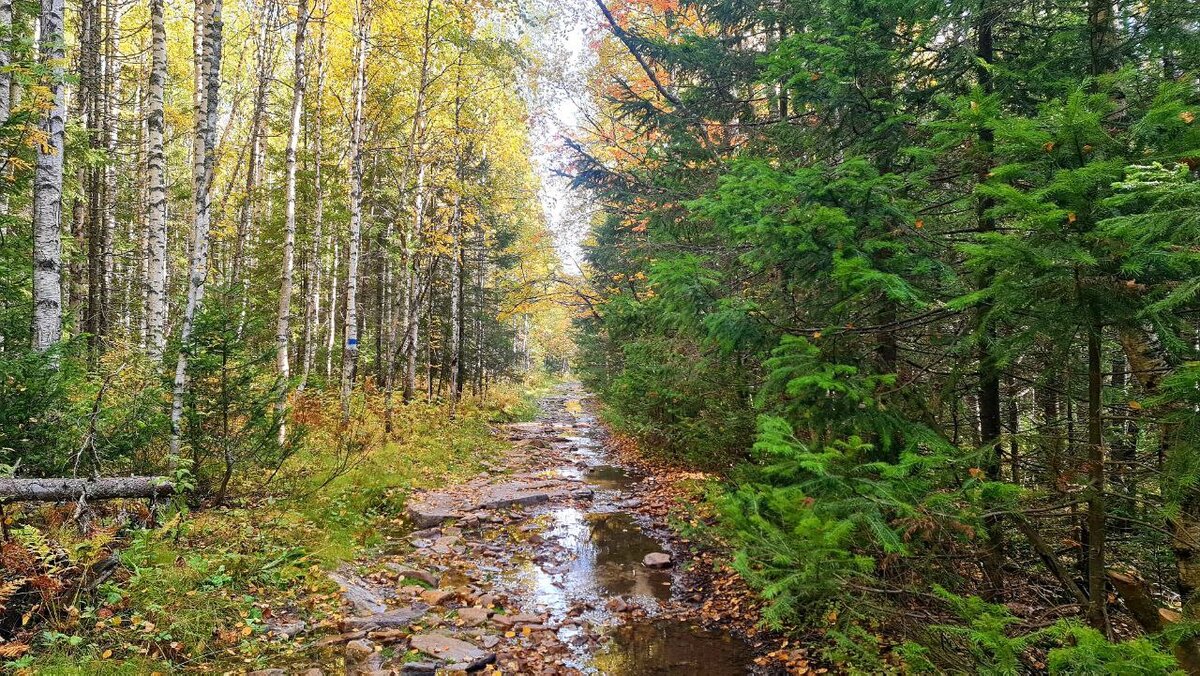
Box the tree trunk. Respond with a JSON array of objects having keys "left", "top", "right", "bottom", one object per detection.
[
  {"left": 31, "top": 0, "right": 66, "bottom": 353},
  {"left": 144, "top": 0, "right": 168, "bottom": 360},
  {"left": 1085, "top": 319, "right": 1108, "bottom": 633},
  {"left": 402, "top": 162, "right": 426, "bottom": 403},
  {"left": 299, "top": 0, "right": 329, "bottom": 391},
  {"left": 0, "top": 477, "right": 174, "bottom": 503},
  {"left": 974, "top": 0, "right": 1004, "bottom": 603},
  {"left": 99, "top": 0, "right": 118, "bottom": 347},
  {"left": 276, "top": 0, "right": 309, "bottom": 435},
  {"left": 339, "top": 0, "right": 370, "bottom": 421},
  {"left": 169, "top": 0, "right": 223, "bottom": 465},
  {"left": 0, "top": 0, "right": 12, "bottom": 218}
]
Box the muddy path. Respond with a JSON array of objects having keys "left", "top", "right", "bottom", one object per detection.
[{"left": 321, "top": 383, "right": 762, "bottom": 675}]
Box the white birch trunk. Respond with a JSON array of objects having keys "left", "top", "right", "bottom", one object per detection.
[
  {"left": 339, "top": 0, "right": 369, "bottom": 420},
  {"left": 0, "top": 0, "right": 11, "bottom": 125},
  {"left": 144, "top": 0, "right": 168, "bottom": 359},
  {"left": 0, "top": 0, "right": 12, "bottom": 219},
  {"left": 100, "top": 0, "right": 119, "bottom": 341},
  {"left": 276, "top": 0, "right": 309, "bottom": 433},
  {"left": 169, "top": 0, "right": 223, "bottom": 464},
  {"left": 299, "top": 0, "right": 328, "bottom": 391},
  {"left": 402, "top": 162, "right": 426, "bottom": 403},
  {"left": 32, "top": 0, "right": 66, "bottom": 353},
  {"left": 325, "top": 238, "right": 338, "bottom": 379}
]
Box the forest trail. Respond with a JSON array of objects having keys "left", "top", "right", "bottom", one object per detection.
[{"left": 326, "top": 383, "right": 758, "bottom": 675}]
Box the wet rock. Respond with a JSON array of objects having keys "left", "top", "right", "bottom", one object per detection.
[
  {"left": 606, "top": 596, "right": 630, "bottom": 612},
  {"left": 344, "top": 639, "right": 383, "bottom": 675},
  {"left": 491, "top": 612, "right": 544, "bottom": 628},
  {"left": 342, "top": 606, "right": 427, "bottom": 631},
  {"left": 385, "top": 564, "right": 437, "bottom": 587},
  {"left": 366, "top": 628, "right": 410, "bottom": 644},
  {"left": 329, "top": 569, "right": 390, "bottom": 616},
  {"left": 419, "top": 588, "right": 455, "bottom": 606},
  {"left": 313, "top": 630, "right": 367, "bottom": 647},
  {"left": 480, "top": 635, "right": 500, "bottom": 649},
  {"left": 399, "top": 662, "right": 439, "bottom": 675},
  {"left": 406, "top": 499, "right": 464, "bottom": 528},
  {"left": 473, "top": 479, "right": 588, "bottom": 510},
  {"left": 411, "top": 633, "right": 494, "bottom": 669},
  {"left": 643, "top": 552, "right": 673, "bottom": 568},
  {"left": 456, "top": 607, "right": 491, "bottom": 626},
  {"left": 438, "top": 570, "right": 470, "bottom": 588}
]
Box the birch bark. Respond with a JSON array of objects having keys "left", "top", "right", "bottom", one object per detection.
[
  {"left": 339, "top": 0, "right": 370, "bottom": 420},
  {"left": 276, "top": 0, "right": 310, "bottom": 431},
  {"left": 144, "top": 0, "right": 168, "bottom": 359},
  {"left": 299, "top": 0, "right": 329, "bottom": 391},
  {"left": 169, "top": 0, "right": 223, "bottom": 464},
  {"left": 32, "top": 0, "right": 66, "bottom": 353}
]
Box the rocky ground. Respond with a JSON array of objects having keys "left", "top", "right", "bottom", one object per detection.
[{"left": 265, "top": 383, "right": 812, "bottom": 675}]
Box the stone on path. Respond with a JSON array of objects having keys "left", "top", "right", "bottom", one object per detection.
[
  {"left": 329, "top": 568, "right": 389, "bottom": 615},
  {"left": 410, "top": 632, "right": 494, "bottom": 669},
  {"left": 344, "top": 639, "right": 383, "bottom": 675},
  {"left": 342, "top": 606, "right": 428, "bottom": 631},
  {"left": 385, "top": 563, "right": 438, "bottom": 587},
  {"left": 419, "top": 588, "right": 455, "bottom": 606},
  {"left": 456, "top": 606, "right": 491, "bottom": 626},
  {"left": 406, "top": 477, "right": 592, "bottom": 528},
  {"left": 643, "top": 552, "right": 672, "bottom": 568},
  {"left": 491, "top": 612, "right": 545, "bottom": 628}
]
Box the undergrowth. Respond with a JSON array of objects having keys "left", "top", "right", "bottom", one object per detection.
[{"left": 1, "top": 385, "right": 521, "bottom": 674}]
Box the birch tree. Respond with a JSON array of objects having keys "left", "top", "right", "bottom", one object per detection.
[
  {"left": 31, "top": 0, "right": 66, "bottom": 353},
  {"left": 276, "top": 0, "right": 309, "bottom": 428},
  {"left": 299, "top": 0, "right": 328, "bottom": 391},
  {"left": 169, "top": 0, "right": 224, "bottom": 464},
  {"left": 339, "top": 0, "right": 370, "bottom": 420},
  {"left": 143, "top": 0, "right": 168, "bottom": 359}
]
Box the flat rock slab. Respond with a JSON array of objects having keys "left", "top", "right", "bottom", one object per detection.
[
  {"left": 456, "top": 606, "right": 491, "bottom": 626},
  {"left": 410, "top": 633, "right": 494, "bottom": 669},
  {"left": 474, "top": 479, "right": 590, "bottom": 510},
  {"left": 329, "top": 568, "right": 389, "bottom": 616},
  {"left": 406, "top": 478, "right": 591, "bottom": 527},
  {"left": 491, "top": 612, "right": 545, "bottom": 628},
  {"left": 341, "top": 606, "right": 428, "bottom": 631}
]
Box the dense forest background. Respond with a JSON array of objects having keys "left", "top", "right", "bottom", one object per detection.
[
  {"left": 0, "top": 0, "right": 573, "bottom": 485},
  {"left": 574, "top": 0, "right": 1200, "bottom": 670},
  {"left": 2, "top": 0, "right": 1200, "bottom": 670},
  {"left": 0, "top": 0, "right": 577, "bottom": 669}
]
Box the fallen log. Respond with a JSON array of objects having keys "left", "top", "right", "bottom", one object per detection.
[{"left": 0, "top": 476, "right": 174, "bottom": 504}]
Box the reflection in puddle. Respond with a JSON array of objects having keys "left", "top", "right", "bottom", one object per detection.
[
  {"left": 593, "top": 620, "right": 754, "bottom": 675},
  {"left": 524, "top": 508, "right": 673, "bottom": 618},
  {"left": 585, "top": 465, "right": 639, "bottom": 490}
]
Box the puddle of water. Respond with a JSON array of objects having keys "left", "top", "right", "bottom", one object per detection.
[
  {"left": 584, "top": 465, "right": 639, "bottom": 490},
  {"left": 520, "top": 508, "right": 674, "bottom": 618},
  {"left": 593, "top": 620, "right": 755, "bottom": 675}
]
